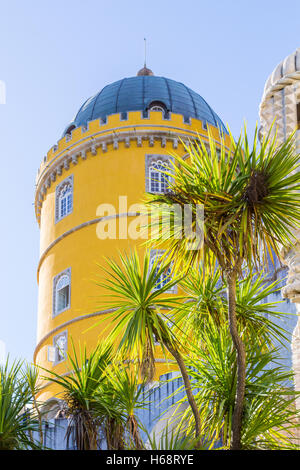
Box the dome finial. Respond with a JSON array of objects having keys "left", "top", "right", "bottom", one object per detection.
[{"left": 137, "top": 38, "right": 154, "bottom": 76}]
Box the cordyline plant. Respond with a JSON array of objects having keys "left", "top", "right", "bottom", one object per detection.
[
  {"left": 177, "top": 264, "right": 290, "bottom": 348},
  {"left": 92, "top": 250, "right": 203, "bottom": 446},
  {"left": 143, "top": 125, "right": 300, "bottom": 449},
  {"left": 105, "top": 364, "right": 148, "bottom": 450},
  {"left": 0, "top": 358, "right": 40, "bottom": 450},
  {"left": 41, "top": 341, "right": 113, "bottom": 450},
  {"left": 173, "top": 318, "right": 300, "bottom": 449},
  {"left": 23, "top": 364, "right": 44, "bottom": 447}
]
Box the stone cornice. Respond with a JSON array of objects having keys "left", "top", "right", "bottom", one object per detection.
[
  {"left": 33, "top": 308, "right": 116, "bottom": 363},
  {"left": 34, "top": 127, "right": 200, "bottom": 223},
  {"left": 34, "top": 304, "right": 176, "bottom": 367},
  {"left": 34, "top": 112, "right": 229, "bottom": 224}
]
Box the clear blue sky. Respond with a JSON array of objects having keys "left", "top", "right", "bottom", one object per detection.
[{"left": 0, "top": 0, "right": 300, "bottom": 363}]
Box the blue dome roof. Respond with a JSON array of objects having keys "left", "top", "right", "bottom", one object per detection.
[{"left": 63, "top": 76, "right": 227, "bottom": 135}]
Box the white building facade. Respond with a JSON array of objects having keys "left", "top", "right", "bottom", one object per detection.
[{"left": 259, "top": 47, "right": 300, "bottom": 409}]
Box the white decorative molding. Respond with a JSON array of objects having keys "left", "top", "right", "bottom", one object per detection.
[
  {"left": 149, "top": 249, "right": 177, "bottom": 294},
  {"left": 260, "top": 51, "right": 300, "bottom": 413},
  {"left": 34, "top": 308, "right": 117, "bottom": 363},
  {"left": 37, "top": 212, "right": 140, "bottom": 280},
  {"left": 281, "top": 237, "right": 300, "bottom": 303},
  {"left": 145, "top": 154, "right": 174, "bottom": 193},
  {"left": 55, "top": 175, "right": 73, "bottom": 224},
  {"left": 282, "top": 242, "right": 300, "bottom": 411},
  {"left": 292, "top": 316, "right": 300, "bottom": 411},
  {"left": 52, "top": 268, "right": 71, "bottom": 318},
  {"left": 35, "top": 128, "right": 228, "bottom": 223},
  {"left": 52, "top": 330, "right": 68, "bottom": 365},
  {"left": 91, "top": 144, "right": 97, "bottom": 156}
]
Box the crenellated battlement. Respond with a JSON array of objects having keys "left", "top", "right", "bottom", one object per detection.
[{"left": 34, "top": 111, "right": 227, "bottom": 224}]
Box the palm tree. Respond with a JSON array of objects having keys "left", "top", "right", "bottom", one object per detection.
[
  {"left": 178, "top": 265, "right": 289, "bottom": 348},
  {"left": 0, "top": 358, "right": 40, "bottom": 450},
  {"left": 105, "top": 364, "right": 147, "bottom": 449},
  {"left": 175, "top": 318, "right": 300, "bottom": 449},
  {"left": 41, "top": 341, "right": 114, "bottom": 450},
  {"left": 144, "top": 126, "right": 300, "bottom": 449},
  {"left": 23, "top": 364, "right": 44, "bottom": 447},
  {"left": 93, "top": 250, "right": 202, "bottom": 445},
  {"left": 145, "top": 424, "right": 199, "bottom": 450},
  {"left": 99, "top": 383, "right": 126, "bottom": 450}
]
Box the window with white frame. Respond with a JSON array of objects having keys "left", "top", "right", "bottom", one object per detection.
[
  {"left": 48, "top": 331, "right": 68, "bottom": 364},
  {"left": 145, "top": 155, "right": 173, "bottom": 193},
  {"left": 53, "top": 268, "right": 71, "bottom": 317},
  {"left": 148, "top": 101, "right": 168, "bottom": 117},
  {"left": 55, "top": 175, "right": 73, "bottom": 223},
  {"left": 149, "top": 250, "right": 175, "bottom": 293},
  {"left": 150, "top": 105, "right": 165, "bottom": 112}
]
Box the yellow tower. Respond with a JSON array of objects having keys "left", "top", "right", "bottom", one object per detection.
[{"left": 34, "top": 67, "right": 228, "bottom": 406}]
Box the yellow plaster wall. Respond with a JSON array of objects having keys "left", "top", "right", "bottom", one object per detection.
[{"left": 34, "top": 112, "right": 229, "bottom": 398}]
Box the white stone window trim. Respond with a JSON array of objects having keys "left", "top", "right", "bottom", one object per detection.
[
  {"left": 149, "top": 249, "right": 177, "bottom": 295},
  {"left": 52, "top": 268, "right": 71, "bottom": 318},
  {"left": 150, "top": 105, "right": 165, "bottom": 112},
  {"left": 55, "top": 175, "right": 73, "bottom": 224},
  {"left": 52, "top": 330, "right": 68, "bottom": 365},
  {"left": 145, "top": 155, "right": 174, "bottom": 193}
]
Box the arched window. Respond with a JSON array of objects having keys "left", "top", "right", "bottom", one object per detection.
[
  {"left": 150, "top": 105, "right": 165, "bottom": 112},
  {"left": 56, "top": 275, "right": 69, "bottom": 312},
  {"left": 48, "top": 331, "right": 68, "bottom": 364},
  {"left": 54, "top": 331, "right": 67, "bottom": 363},
  {"left": 148, "top": 101, "right": 168, "bottom": 117},
  {"left": 53, "top": 268, "right": 71, "bottom": 316},
  {"left": 149, "top": 250, "right": 174, "bottom": 292},
  {"left": 149, "top": 159, "right": 170, "bottom": 193},
  {"left": 55, "top": 176, "right": 73, "bottom": 223}
]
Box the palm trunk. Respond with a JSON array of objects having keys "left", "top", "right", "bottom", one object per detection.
[
  {"left": 32, "top": 395, "right": 43, "bottom": 446},
  {"left": 105, "top": 418, "right": 125, "bottom": 450},
  {"left": 166, "top": 344, "right": 202, "bottom": 447},
  {"left": 81, "top": 433, "right": 97, "bottom": 450},
  {"left": 128, "top": 415, "right": 144, "bottom": 449},
  {"left": 226, "top": 270, "right": 246, "bottom": 450},
  {"left": 70, "top": 412, "right": 98, "bottom": 450},
  {"left": 27, "top": 410, "right": 34, "bottom": 447}
]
